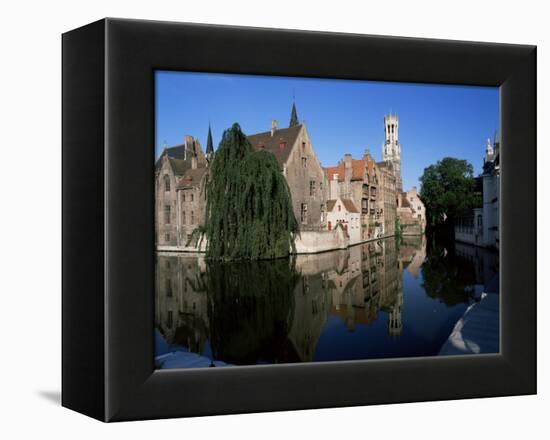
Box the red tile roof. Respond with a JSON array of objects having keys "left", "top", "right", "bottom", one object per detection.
[{"left": 324, "top": 159, "right": 366, "bottom": 182}]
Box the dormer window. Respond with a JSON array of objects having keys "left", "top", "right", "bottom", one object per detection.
[{"left": 279, "top": 141, "right": 286, "bottom": 150}]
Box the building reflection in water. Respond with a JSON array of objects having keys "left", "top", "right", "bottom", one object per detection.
[{"left": 155, "top": 234, "right": 498, "bottom": 367}]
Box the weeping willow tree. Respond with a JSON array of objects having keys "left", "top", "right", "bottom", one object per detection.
[{"left": 201, "top": 123, "right": 298, "bottom": 260}]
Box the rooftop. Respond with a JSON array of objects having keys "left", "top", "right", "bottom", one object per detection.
[{"left": 247, "top": 124, "right": 303, "bottom": 168}]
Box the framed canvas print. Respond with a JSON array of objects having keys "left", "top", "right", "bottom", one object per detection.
[{"left": 62, "top": 18, "right": 536, "bottom": 421}]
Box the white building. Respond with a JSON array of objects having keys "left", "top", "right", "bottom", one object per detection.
[
  {"left": 455, "top": 136, "right": 500, "bottom": 249},
  {"left": 326, "top": 197, "right": 361, "bottom": 245},
  {"left": 405, "top": 187, "right": 426, "bottom": 231},
  {"left": 481, "top": 138, "right": 500, "bottom": 249}
]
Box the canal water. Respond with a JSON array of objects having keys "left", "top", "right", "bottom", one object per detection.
[{"left": 155, "top": 236, "right": 499, "bottom": 369}]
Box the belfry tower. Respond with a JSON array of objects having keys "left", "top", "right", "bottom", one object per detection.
[{"left": 382, "top": 114, "right": 402, "bottom": 192}]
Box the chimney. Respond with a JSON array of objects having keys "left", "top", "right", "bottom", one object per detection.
[
  {"left": 271, "top": 120, "right": 278, "bottom": 136},
  {"left": 183, "top": 135, "right": 194, "bottom": 160},
  {"left": 344, "top": 154, "right": 352, "bottom": 181},
  {"left": 344, "top": 154, "right": 352, "bottom": 168}
]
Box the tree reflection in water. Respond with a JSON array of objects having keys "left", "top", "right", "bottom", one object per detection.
[
  {"left": 206, "top": 259, "right": 300, "bottom": 364},
  {"left": 155, "top": 235, "right": 499, "bottom": 367}
]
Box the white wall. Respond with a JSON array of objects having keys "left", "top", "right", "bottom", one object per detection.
[
  {"left": 294, "top": 228, "right": 349, "bottom": 253},
  {"left": 1, "top": 1, "right": 546, "bottom": 438}
]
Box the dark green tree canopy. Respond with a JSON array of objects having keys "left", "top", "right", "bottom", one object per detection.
[
  {"left": 202, "top": 123, "right": 298, "bottom": 260},
  {"left": 419, "top": 157, "right": 481, "bottom": 228}
]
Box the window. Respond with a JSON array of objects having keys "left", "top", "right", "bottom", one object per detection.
[
  {"left": 166, "top": 278, "right": 173, "bottom": 297},
  {"left": 309, "top": 180, "right": 316, "bottom": 196},
  {"left": 167, "top": 311, "right": 173, "bottom": 329},
  {"left": 190, "top": 193, "right": 194, "bottom": 202},
  {"left": 302, "top": 157, "right": 307, "bottom": 168},
  {"left": 338, "top": 204, "right": 341, "bottom": 212},
  {"left": 191, "top": 211, "right": 195, "bottom": 224},
  {"left": 279, "top": 141, "right": 286, "bottom": 150},
  {"left": 182, "top": 194, "right": 186, "bottom": 202},
  {"left": 320, "top": 203, "right": 325, "bottom": 221},
  {"left": 164, "top": 175, "right": 170, "bottom": 191},
  {"left": 165, "top": 233, "right": 170, "bottom": 242},
  {"left": 319, "top": 181, "right": 323, "bottom": 192},
  {"left": 300, "top": 203, "right": 308, "bottom": 224},
  {"left": 182, "top": 211, "right": 186, "bottom": 224},
  {"left": 477, "top": 215, "right": 483, "bottom": 227},
  {"left": 302, "top": 142, "right": 306, "bottom": 150},
  {"left": 164, "top": 205, "right": 171, "bottom": 224}
]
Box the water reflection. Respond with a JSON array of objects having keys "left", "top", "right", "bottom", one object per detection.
[{"left": 155, "top": 236, "right": 499, "bottom": 368}]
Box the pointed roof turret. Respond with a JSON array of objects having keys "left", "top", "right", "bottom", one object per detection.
[
  {"left": 289, "top": 102, "right": 299, "bottom": 127},
  {"left": 206, "top": 124, "right": 214, "bottom": 155}
]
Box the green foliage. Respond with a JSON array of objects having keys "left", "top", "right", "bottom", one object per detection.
[
  {"left": 203, "top": 123, "right": 298, "bottom": 260},
  {"left": 419, "top": 157, "right": 481, "bottom": 228}
]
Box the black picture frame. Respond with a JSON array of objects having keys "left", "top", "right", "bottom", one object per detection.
[{"left": 62, "top": 18, "right": 536, "bottom": 422}]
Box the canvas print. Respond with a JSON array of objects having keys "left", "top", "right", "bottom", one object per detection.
[{"left": 154, "top": 72, "right": 500, "bottom": 369}]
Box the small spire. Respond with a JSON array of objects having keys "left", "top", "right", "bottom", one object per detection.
[
  {"left": 289, "top": 101, "right": 299, "bottom": 127},
  {"left": 206, "top": 124, "right": 214, "bottom": 154}
]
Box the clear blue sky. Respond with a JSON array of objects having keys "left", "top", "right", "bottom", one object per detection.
[{"left": 155, "top": 71, "right": 499, "bottom": 190}]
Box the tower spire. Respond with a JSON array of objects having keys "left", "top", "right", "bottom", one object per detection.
[
  {"left": 206, "top": 124, "right": 214, "bottom": 166},
  {"left": 289, "top": 101, "right": 299, "bottom": 127},
  {"left": 206, "top": 124, "right": 214, "bottom": 155}
]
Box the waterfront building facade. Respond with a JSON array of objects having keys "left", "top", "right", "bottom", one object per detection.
[
  {"left": 177, "top": 165, "right": 207, "bottom": 246},
  {"left": 155, "top": 106, "right": 423, "bottom": 253},
  {"left": 397, "top": 186, "right": 426, "bottom": 235},
  {"left": 325, "top": 197, "right": 361, "bottom": 244},
  {"left": 247, "top": 116, "right": 328, "bottom": 230},
  {"left": 377, "top": 161, "right": 397, "bottom": 237},
  {"left": 155, "top": 135, "right": 207, "bottom": 246},
  {"left": 455, "top": 135, "right": 500, "bottom": 249}
]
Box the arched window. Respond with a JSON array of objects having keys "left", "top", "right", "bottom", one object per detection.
[
  {"left": 164, "top": 175, "right": 170, "bottom": 191},
  {"left": 477, "top": 215, "right": 483, "bottom": 227}
]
